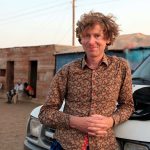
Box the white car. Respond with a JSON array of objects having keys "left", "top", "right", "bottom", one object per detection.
[{"left": 24, "top": 55, "right": 150, "bottom": 150}]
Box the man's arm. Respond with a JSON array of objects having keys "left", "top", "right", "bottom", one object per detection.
[
  {"left": 38, "top": 66, "right": 70, "bottom": 129},
  {"left": 69, "top": 115, "right": 114, "bottom": 137},
  {"left": 112, "top": 59, "right": 134, "bottom": 126}
]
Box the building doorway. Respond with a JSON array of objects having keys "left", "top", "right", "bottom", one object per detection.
[
  {"left": 6, "top": 61, "right": 14, "bottom": 91},
  {"left": 29, "top": 61, "right": 37, "bottom": 98}
]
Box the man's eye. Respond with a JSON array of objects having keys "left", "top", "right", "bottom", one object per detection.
[
  {"left": 85, "top": 34, "right": 90, "bottom": 38},
  {"left": 95, "top": 34, "right": 101, "bottom": 38}
]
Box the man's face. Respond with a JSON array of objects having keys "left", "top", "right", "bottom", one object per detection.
[{"left": 81, "top": 24, "right": 109, "bottom": 58}]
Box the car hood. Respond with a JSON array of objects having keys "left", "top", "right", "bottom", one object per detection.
[
  {"left": 114, "top": 120, "right": 150, "bottom": 142},
  {"left": 115, "top": 84, "right": 150, "bottom": 142},
  {"left": 132, "top": 84, "right": 150, "bottom": 92},
  {"left": 31, "top": 105, "right": 42, "bottom": 118},
  {"left": 31, "top": 85, "right": 150, "bottom": 142},
  {"left": 30, "top": 101, "right": 65, "bottom": 119}
]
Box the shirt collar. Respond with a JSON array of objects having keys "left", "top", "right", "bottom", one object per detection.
[{"left": 81, "top": 53, "right": 109, "bottom": 69}]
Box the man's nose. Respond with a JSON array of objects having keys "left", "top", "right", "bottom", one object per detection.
[{"left": 88, "top": 36, "right": 96, "bottom": 44}]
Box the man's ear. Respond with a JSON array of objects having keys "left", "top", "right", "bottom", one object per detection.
[
  {"left": 106, "top": 39, "right": 111, "bottom": 46},
  {"left": 78, "top": 38, "right": 82, "bottom": 44}
]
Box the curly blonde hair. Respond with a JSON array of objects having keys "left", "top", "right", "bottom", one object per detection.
[{"left": 76, "top": 11, "right": 119, "bottom": 46}]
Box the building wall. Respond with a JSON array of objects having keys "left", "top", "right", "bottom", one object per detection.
[{"left": 0, "top": 45, "right": 58, "bottom": 102}]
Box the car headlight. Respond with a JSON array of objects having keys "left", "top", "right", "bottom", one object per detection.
[
  {"left": 29, "top": 117, "right": 42, "bottom": 137},
  {"left": 124, "top": 142, "right": 149, "bottom": 150}
]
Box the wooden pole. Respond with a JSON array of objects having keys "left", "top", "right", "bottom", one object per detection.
[{"left": 72, "top": 0, "right": 75, "bottom": 46}]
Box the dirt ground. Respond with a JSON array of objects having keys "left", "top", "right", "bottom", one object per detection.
[{"left": 0, "top": 97, "right": 40, "bottom": 150}]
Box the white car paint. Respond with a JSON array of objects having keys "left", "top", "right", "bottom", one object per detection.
[
  {"left": 114, "top": 120, "right": 150, "bottom": 142},
  {"left": 114, "top": 83, "right": 150, "bottom": 142},
  {"left": 132, "top": 84, "right": 150, "bottom": 92},
  {"left": 31, "top": 84, "right": 150, "bottom": 143}
]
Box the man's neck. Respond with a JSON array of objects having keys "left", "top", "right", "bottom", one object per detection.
[{"left": 86, "top": 54, "right": 104, "bottom": 69}]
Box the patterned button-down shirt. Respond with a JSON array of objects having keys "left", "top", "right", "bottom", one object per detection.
[{"left": 39, "top": 54, "right": 134, "bottom": 150}]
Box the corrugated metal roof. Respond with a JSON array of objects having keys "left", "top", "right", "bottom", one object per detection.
[
  {"left": 54, "top": 46, "right": 84, "bottom": 55},
  {"left": 55, "top": 46, "right": 150, "bottom": 55}
]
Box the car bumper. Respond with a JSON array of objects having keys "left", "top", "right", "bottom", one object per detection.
[{"left": 24, "top": 139, "right": 48, "bottom": 150}]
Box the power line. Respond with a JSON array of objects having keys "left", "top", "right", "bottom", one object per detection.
[
  {"left": 0, "top": 1, "right": 71, "bottom": 24},
  {"left": 0, "top": 0, "right": 76, "bottom": 46},
  {"left": 38, "top": 4, "right": 71, "bottom": 33},
  {"left": 57, "top": 25, "right": 72, "bottom": 44},
  {"left": 76, "top": 0, "right": 120, "bottom": 7},
  {"left": 56, "top": 8, "right": 72, "bottom": 44}
]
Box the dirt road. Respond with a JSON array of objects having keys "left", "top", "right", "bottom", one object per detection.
[{"left": 0, "top": 98, "right": 40, "bottom": 150}]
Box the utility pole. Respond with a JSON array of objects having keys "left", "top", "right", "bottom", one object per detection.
[{"left": 72, "top": 0, "right": 75, "bottom": 46}]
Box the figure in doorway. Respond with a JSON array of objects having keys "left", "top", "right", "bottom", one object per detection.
[{"left": 24, "top": 82, "right": 34, "bottom": 98}]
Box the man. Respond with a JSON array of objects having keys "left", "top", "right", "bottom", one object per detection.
[{"left": 39, "top": 11, "right": 134, "bottom": 150}]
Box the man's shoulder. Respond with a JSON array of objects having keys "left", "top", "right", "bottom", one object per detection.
[
  {"left": 107, "top": 55, "right": 128, "bottom": 66},
  {"left": 56, "top": 58, "right": 82, "bottom": 74},
  {"left": 68, "top": 58, "right": 82, "bottom": 66},
  {"left": 62, "top": 58, "right": 82, "bottom": 69}
]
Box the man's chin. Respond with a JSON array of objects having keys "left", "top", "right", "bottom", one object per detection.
[{"left": 88, "top": 53, "right": 99, "bottom": 57}]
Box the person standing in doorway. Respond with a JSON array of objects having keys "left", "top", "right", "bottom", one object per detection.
[
  {"left": 13, "top": 82, "right": 20, "bottom": 104},
  {"left": 25, "top": 83, "right": 34, "bottom": 98},
  {"left": 39, "top": 11, "right": 134, "bottom": 150}
]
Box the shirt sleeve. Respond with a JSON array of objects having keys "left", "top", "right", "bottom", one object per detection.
[
  {"left": 112, "top": 59, "right": 134, "bottom": 126},
  {"left": 38, "top": 65, "right": 70, "bottom": 129}
]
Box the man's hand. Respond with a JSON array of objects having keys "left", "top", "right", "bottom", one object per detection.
[
  {"left": 87, "top": 114, "right": 114, "bottom": 136},
  {"left": 69, "top": 114, "right": 114, "bottom": 137}
]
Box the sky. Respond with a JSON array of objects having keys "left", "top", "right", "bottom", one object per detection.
[{"left": 0, "top": 0, "right": 150, "bottom": 48}]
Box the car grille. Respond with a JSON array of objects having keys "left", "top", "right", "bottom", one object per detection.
[{"left": 41, "top": 125, "right": 55, "bottom": 146}]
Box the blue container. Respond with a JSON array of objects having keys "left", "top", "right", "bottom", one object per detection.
[{"left": 55, "top": 47, "right": 150, "bottom": 73}]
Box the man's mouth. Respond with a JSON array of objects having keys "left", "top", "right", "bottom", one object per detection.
[{"left": 88, "top": 47, "right": 97, "bottom": 50}]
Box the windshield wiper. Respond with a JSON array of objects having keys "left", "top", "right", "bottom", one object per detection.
[{"left": 132, "top": 77, "right": 150, "bottom": 82}]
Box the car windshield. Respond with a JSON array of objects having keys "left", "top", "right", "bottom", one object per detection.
[{"left": 132, "top": 56, "right": 150, "bottom": 84}]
